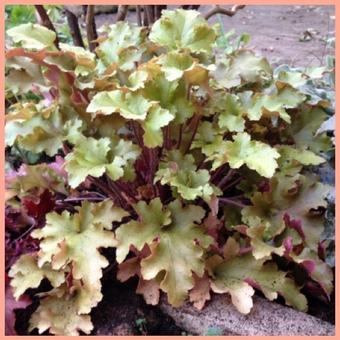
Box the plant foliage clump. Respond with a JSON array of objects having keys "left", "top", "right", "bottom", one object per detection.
[{"left": 5, "top": 9, "right": 334, "bottom": 335}]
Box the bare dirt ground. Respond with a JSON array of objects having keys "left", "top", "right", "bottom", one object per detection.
[{"left": 93, "top": 5, "right": 335, "bottom": 68}]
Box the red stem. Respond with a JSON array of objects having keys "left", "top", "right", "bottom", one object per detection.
[
  {"left": 106, "top": 177, "right": 127, "bottom": 208},
  {"left": 219, "top": 197, "right": 246, "bottom": 208},
  {"left": 185, "top": 114, "right": 201, "bottom": 153},
  {"left": 115, "top": 181, "right": 136, "bottom": 204},
  {"left": 216, "top": 169, "right": 235, "bottom": 189},
  {"left": 222, "top": 176, "right": 243, "bottom": 192},
  {"left": 131, "top": 121, "right": 144, "bottom": 148},
  {"left": 210, "top": 165, "right": 227, "bottom": 183},
  {"left": 147, "top": 148, "right": 158, "bottom": 185},
  {"left": 106, "top": 177, "right": 137, "bottom": 213},
  {"left": 164, "top": 125, "right": 171, "bottom": 149},
  {"left": 88, "top": 176, "right": 128, "bottom": 210},
  {"left": 176, "top": 124, "right": 183, "bottom": 149}
]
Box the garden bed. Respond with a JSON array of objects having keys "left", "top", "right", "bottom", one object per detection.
[{"left": 5, "top": 5, "right": 335, "bottom": 336}]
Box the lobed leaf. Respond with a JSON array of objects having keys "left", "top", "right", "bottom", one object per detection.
[
  {"left": 116, "top": 198, "right": 213, "bottom": 306},
  {"left": 149, "top": 9, "right": 216, "bottom": 54},
  {"left": 211, "top": 253, "right": 307, "bottom": 314},
  {"left": 65, "top": 135, "right": 140, "bottom": 188},
  {"left": 7, "top": 23, "right": 57, "bottom": 50},
  {"left": 208, "top": 132, "right": 280, "bottom": 177}
]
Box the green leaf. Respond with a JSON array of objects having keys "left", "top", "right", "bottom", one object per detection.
[
  {"left": 212, "top": 50, "right": 272, "bottom": 89},
  {"left": 127, "top": 69, "right": 149, "bottom": 91},
  {"left": 191, "top": 121, "right": 223, "bottom": 156},
  {"left": 208, "top": 132, "right": 280, "bottom": 177},
  {"left": 7, "top": 23, "right": 57, "bottom": 50},
  {"left": 6, "top": 160, "right": 67, "bottom": 197},
  {"left": 286, "top": 107, "right": 333, "bottom": 154},
  {"left": 97, "top": 21, "right": 146, "bottom": 71},
  {"left": 246, "top": 85, "right": 306, "bottom": 123},
  {"left": 65, "top": 136, "right": 110, "bottom": 188},
  {"left": 4, "top": 8, "right": 334, "bottom": 326},
  {"left": 31, "top": 200, "right": 125, "bottom": 313},
  {"left": 105, "top": 138, "right": 141, "bottom": 181},
  {"left": 217, "top": 93, "right": 245, "bottom": 132},
  {"left": 115, "top": 198, "right": 213, "bottom": 306},
  {"left": 140, "top": 64, "right": 195, "bottom": 124},
  {"left": 87, "top": 90, "right": 153, "bottom": 120},
  {"left": 242, "top": 173, "right": 330, "bottom": 250},
  {"left": 289, "top": 248, "right": 333, "bottom": 296},
  {"left": 91, "top": 199, "right": 129, "bottom": 224},
  {"left": 5, "top": 5, "right": 36, "bottom": 29},
  {"left": 277, "top": 145, "right": 325, "bottom": 175},
  {"left": 141, "top": 105, "right": 174, "bottom": 148},
  {"left": 150, "top": 9, "right": 216, "bottom": 54},
  {"left": 155, "top": 150, "right": 220, "bottom": 201},
  {"left": 211, "top": 253, "right": 307, "bottom": 314},
  {"left": 9, "top": 254, "right": 65, "bottom": 300},
  {"left": 65, "top": 135, "right": 140, "bottom": 188},
  {"left": 158, "top": 51, "right": 195, "bottom": 81},
  {"left": 59, "top": 43, "right": 96, "bottom": 76},
  {"left": 158, "top": 51, "right": 210, "bottom": 85},
  {"left": 276, "top": 69, "right": 307, "bottom": 88},
  {"left": 141, "top": 66, "right": 179, "bottom": 107},
  {"left": 115, "top": 198, "right": 172, "bottom": 263},
  {"left": 29, "top": 285, "right": 93, "bottom": 336},
  {"left": 6, "top": 56, "right": 48, "bottom": 94},
  {"left": 5, "top": 102, "right": 65, "bottom": 156},
  {"left": 170, "top": 169, "right": 217, "bottom": 201},
  {"left": 246, "top": 225, "right": 285, "bottom": 260}
]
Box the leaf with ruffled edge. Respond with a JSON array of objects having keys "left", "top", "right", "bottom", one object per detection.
[
  {"left": 155, "top": 150, "right": 221, "bottom": 201},
  {"left": 141, "top": 105, "right": 174, "bottom": 148},
  {"left": 208, "top": 132, "right": 280, "bottom": 177},
  {"left": 117, "top": 257, "right": 160, "bottom": 305},
  {"left": 31, "top": 200, "right": 126, "bottom": 313},
  {"left": 29, "top": 285, "right": 93, "bottom": 336},
  {"left": 245, "top": 85, "right": 306, "bottom": 123},
  {"left": 9, "top": 253, "right": 65, "bottom": 300},
  {"left": 96, "top": 21, "right": 147, "bottom": 71},
  {"left": 217, "top": 93, "right": 245, "bottom": 132},
  {"left": 141, "top": 64, "right": 195, "bottom": 124},
  {"left": 242, "top": 173, "right": 330, "bottom": 251},
  {"left": 277, "top": 145, "right": 325, "bottom": 176},
  {"left": 6, "top": 158, "right": 67, "bottom": 198},
  {"left": 65, "top": 135, "right": 140, "bottom": 188},
  {"left": 211, "top": 50, "right": 272, "bottom": 89},
  {"left": 5, "top": 102, "right": 66, "bottom": 156},
  {"left": 149, "top": 9, "right": 216, "bottom": 54},
  {"left": 115, "top": 198, "right": 213, "bottom": 306},
  {"left": 87, "top": 90, "right": 153, "bottom": 120},
  {"left": 285, "top": 107, "right": 333, "bottom": 154},
  {"left": 210, "top": 252, "right": 307, "bottom": 314},
  {"left": 7, "top": 23, "right": 57, "bottom": 50}
]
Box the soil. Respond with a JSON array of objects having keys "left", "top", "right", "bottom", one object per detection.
[
  {"left": 91, "top": 270, "right": 184, "bottom": 336},
  {"left": 93, "top": 5, "right": 335, "bottom": 67}
]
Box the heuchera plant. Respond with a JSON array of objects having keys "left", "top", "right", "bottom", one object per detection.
[{"left": 5, "top": 9, "right": 334, "bottom": 335}]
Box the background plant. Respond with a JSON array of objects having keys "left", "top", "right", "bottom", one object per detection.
[{"left": 5, "top": 5, "right": 334, "bottom": 336}]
